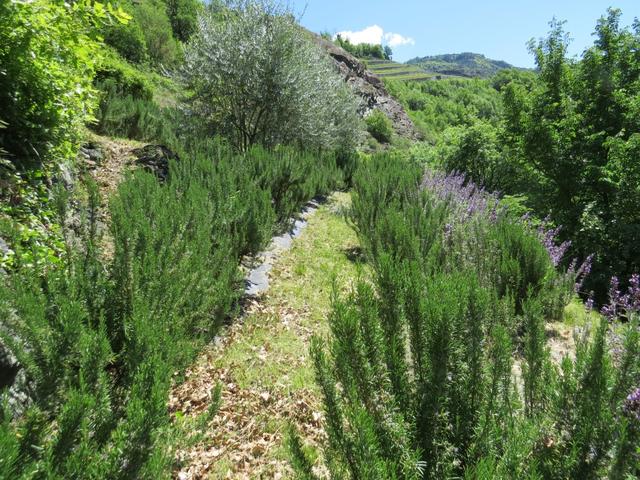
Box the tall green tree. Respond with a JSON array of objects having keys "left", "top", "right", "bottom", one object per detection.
[
  {"left": 182, "top": 0, "right": 362, "bottom": 152},
  {"left": 501, "top": 10, "right": 640, "bottom": 297}
]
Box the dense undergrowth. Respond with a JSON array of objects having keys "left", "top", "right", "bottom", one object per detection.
[
  {"left": 0, "top": 137, "right": 346, "bottom": 478},
  {"left": 392, "top": 10, "right": 640, "bottom": 301},
  {"left": 290, "top": 153, "right": 640, "bottom": 479},
  {"left": 2, "top": 0, "right": 639, "bottom": 477}
]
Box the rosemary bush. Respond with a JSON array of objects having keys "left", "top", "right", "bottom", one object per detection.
[
  {"left": 0, "top": 139, "right": 341, "bottom": 478},
  {"left": 291, "top": 153, "right": 640, "bottom": 479}
]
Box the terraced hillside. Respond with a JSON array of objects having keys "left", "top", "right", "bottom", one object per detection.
[
  {"left": 366, "top": 59, "right": 435, "bottom": 81},
  {"left": 366, "top": 59, "right": 464, "bottom": 82}
]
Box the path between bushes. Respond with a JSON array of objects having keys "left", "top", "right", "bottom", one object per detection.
[
  {"left": 166, "top": 191, "right": 585, "bottom": 479},
  {"left": 170, "top": 192, "right": 364, "bottom": 479}
]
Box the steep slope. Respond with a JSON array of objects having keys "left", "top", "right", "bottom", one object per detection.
[
  {"left": 407, "top": 52, "right": 516, "bottom": 78},
  {"left": 366, "top": 59, "right": 454, "bottom": 81},
  {"left": 315, "top": 36, "right": 421, "bottom": 141}
]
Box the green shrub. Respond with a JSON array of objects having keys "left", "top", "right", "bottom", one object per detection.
[
  {"left": 102, "top": 0, "right": 183, "bottom": 68},
  {"left": 365, "top": 110, "right": 394, "bottom": 143},
  {"left": 136, "top": 0, "right": 181, "bottom": 67},
  {"left": 165, "top": 0, "right": 201, "bottom": 42},
  {"left": 0, "top": 0, "right": 101, "bottom": 169},
  {"left": 247, "top": 146, "right": 342, "bottom": 225},
  {"left": 102, "top": 6, "right": 148, "bottom": 64},
  {"left": 0, "top": 135, "right": 342, "bottom": 476},
  {"left": 95, "top": 90, "right": 171, "bottom": 141},
  {"left": 0, "top": 164, "right": 237, "bottom": 476},
  {"left": 292, "top": 154, "right": 640, "bottom": 479},
  {"left": 92, "top": 54, "right": 166, "bottom": 141},
  {"left": 490, "top": 218, "right": 554, "bottom": 313},
  {"left": 94, "top": 53, "right": 154, "bottom": 101}
]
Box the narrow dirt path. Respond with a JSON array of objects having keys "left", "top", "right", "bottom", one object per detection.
[{"left": 170, "top": 192, "right": 364, "bottom": 479}]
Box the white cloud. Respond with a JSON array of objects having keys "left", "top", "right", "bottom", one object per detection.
[
  {"left": 335, "top": 25, "right": 415, "bottom": 48},
  {"left": 383, "top": 32, "right": 415, "bottom": 47},
  {"left": 336, "top": 25, "right": 384, "bottom": 45}
]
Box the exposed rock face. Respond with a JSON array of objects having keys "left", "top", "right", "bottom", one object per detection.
[
  {"left": 0, "top": 335, "right": 33, "bottom": 418},
  {"left": 79, "top": 142, "right": 105, "bottom": 168},
  {"left": 132, "top": 145, "right": 179, "bottom": 181},
  {"left": 316, "top": 36, "right": 421, "bottom": 141},
  {"left": 0, "top": 236, "right": 9, "bottom": 257}
]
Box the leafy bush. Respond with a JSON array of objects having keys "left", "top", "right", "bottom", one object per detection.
[
  {"left": 95, "top": 90, "right": 172, "bottom": 141},
  {"left": 94, "top": 53, "right": 154, "bottom": 101},
  {"left": 92, "top": 54, "right": 171, "bottom": 141},
  {"left": 247, "top": 146, "right": 341, "bottom": 224},
  {"left": 102, "top": 6, "right": 148, "bottom": 64},
  {"left": 365, "top": 110, "right": 394, "bottom": 144},
  {"left": 165, "top": 0, "right": 201, "bottom": 42},
  {"left": 436, "top": 121, "right": 507, "bottom": 191},
  {"left": 136, "top": 0, "right": 182, "bottom": 67},
  {"left": 0, "top": 0, "right": 103, "bottom": 169},
  {"left": 182, "top": 0, "right": 362, "bottom": 152},
  {"left": 102, "top": 0, "right": 184, "bottom": 68},
  {"left": 0, "top": 167, "right": 237, "bottom": 477}
]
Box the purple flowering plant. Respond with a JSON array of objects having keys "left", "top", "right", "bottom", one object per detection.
[
  {"left": 601, "top": 274, "right": 640, "bottom": 321},
  {"left": 421, "top": 169, "right": 593, "bottom": 289},
  {"left": 623, "top": 387, "right": 640, "bottom": 423}
]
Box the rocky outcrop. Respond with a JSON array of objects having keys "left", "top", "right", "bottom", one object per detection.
[
  {"left": 132, "top": 144, "right": 179, "bottom": 181},
  {"left": 316, "top": 36, "right": 421, "bottom": 141},
  {"left": 0, "top": 334, "right": 33, "bottom": 418}
]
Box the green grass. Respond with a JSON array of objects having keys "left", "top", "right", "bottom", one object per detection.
[
  {"left": 215, "top": 194, "right": 362, "bottom": 389},
  {"left": 563, "top": 296, "right": 599, "bottom": 327},
  {"left": 174, "top": 192, "right": 368, "bottom": 478}
]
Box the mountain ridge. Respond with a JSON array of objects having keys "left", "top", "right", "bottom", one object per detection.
[{"left": 407, "top": 52, "right": 519, "bottom": 78}]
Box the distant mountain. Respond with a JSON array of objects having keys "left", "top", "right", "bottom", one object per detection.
[{"left": 406, "top": 52, "right": 516, "bottom": 78}]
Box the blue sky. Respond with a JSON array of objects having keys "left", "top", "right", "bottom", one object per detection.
[{"left": 290, "top": 1, "right": 640, "bottom": 66}]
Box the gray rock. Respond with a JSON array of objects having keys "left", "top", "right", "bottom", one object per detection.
[
  {"left": 244, "top": 197, "right": 322, "bottom": 297},
  {"left": 132, "top": 145, "right": 179, "bottom": 181},
  {"left": 0, "top": 336, "right": 32, "bottom": 418},
  {"left": 0, "top": 237, "right": 9, "bottom": 256},
  {"left": 57, "top": 162, "right": 75, "bottom": 190},
  {"left": 316, "top": 36, "right": 421, "bottom": 142},
  {"left": 79, "top": 142, "right": 105, "bottom": 166}
]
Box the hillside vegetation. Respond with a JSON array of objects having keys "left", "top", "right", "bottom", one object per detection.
[
  {"left": 407, "top": 52, "right": 518, "bottom": 78},
  {"left": 0, "top": 1, "right": 639, "bottom": 479},
  {"left": 413, "top": 11, "right": 640, "bottom": 302},
  {"left": 367, "top": 59, "right": 444, "bottom": 82},
  {"left": 0, "top": 1, "right": 359, "bottom": 476}
]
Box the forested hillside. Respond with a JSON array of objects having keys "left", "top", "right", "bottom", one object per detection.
[
  {"left": 407, "top": 52, "right": 517, "bottom": 78},
  {"left": 404, "top": 10, "right": 640, "bottom": 303},
  {"left": 0, "top": 1, "right": 639, "bottom": 479}
]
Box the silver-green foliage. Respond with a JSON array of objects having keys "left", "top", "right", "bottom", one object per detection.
[{"left": 182, "top": 0, "right": 362, "bottom": 151}]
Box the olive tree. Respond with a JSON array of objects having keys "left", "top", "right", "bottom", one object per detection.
[{"left": 182, "top": 0, "right": 362, "bottom": 152}]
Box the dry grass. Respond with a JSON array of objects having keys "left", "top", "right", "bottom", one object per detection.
[{"left": 170, "top": 193, "right": 366, "bottom": 479}]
